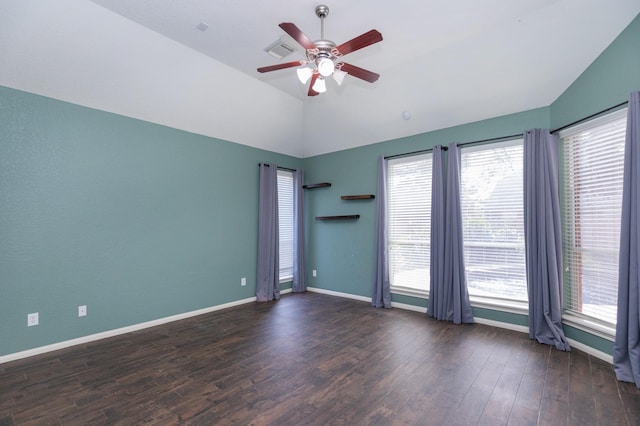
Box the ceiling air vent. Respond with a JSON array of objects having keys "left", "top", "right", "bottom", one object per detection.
[{"left": 264, "top": 37, "right": 296, "bottom": 59}]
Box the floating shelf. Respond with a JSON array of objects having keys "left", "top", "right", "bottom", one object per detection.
[
  {"left": 341, "top": 194, "right": 375, "bottom": 200},
  {"left": 315, "top": 215, "right": 360, "bottom": 221},
  {"left": 303, "top": 182, "right": 331, "bottom": 189}
]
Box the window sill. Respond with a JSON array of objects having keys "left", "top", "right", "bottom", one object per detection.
[
  {"left": 279, "top": 276, "right": 293, "bottom": 284},
  {"left": 562, "top": 313, "right": 615, "bottom": 342},
  {"left": 390, "top": 287, "right": 428, "bottom": 299},
  {"left": 469, "top": 295, "right": 528, "bottom": 316},
  {"left": 390, "top": 287, "right": 528, "bottom": 316}
]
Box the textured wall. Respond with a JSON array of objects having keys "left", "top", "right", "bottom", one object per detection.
[
  {"left": 551, "top": 13, "right": 640, "bottom": 129},
  {"left": 0, "top": 87, "right": 300, "bottom": 356}
]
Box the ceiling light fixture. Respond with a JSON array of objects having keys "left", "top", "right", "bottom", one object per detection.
[
  {"left": 317, "top": 57, "right": 335, "bottom": 77},
  {"left": 312, "top": 77, "right": 327, "bottom": 93},
  {"left": 332, "top": 69, "right": 347, "bottom": 86},
  {"left": 257, "top": 5, "right": 383, "bottom": 96},
  {"left": 297, "top": 67, "right": 314, "bottom": 84}
]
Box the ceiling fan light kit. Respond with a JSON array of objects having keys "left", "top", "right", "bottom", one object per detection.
[
  {"left": 257, "top": 4, "right": 383, "bottom": 96},
  {"left": 312, "top": 77, "right": 327, "bottom": 93}
]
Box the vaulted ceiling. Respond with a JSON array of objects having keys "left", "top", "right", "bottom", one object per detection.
[{"left": 1, "top": 1, "right": 638, "bottom": 157}]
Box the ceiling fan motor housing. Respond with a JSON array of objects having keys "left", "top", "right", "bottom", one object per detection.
[{"left": 308, "top": 5, "right": 341, "bottom": 72}]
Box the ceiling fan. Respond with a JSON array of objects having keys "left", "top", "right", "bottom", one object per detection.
[{"left": 257, "top": 5, "right": 383, "bottom": 96}]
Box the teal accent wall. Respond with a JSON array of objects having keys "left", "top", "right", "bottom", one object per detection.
[
  {"left": 303, "top": 107, "right": 549, "bottom": 299},
  {"left": 0, "top": 86, "right": 301, "bottom": 356},
  {"left": 472, "top": 308, "right": 528, "bottom": 328},
  {"left": 551, "top": 13, "right": 640, "bottom": 129},
  {"left": 564, "top": 325, "right": 614, "bottom": 356},
  {"left": 391, "top": 293, "right": 428, "bottom": 309}
]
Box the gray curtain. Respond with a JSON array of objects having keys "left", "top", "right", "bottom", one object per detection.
[
  {"left": 292, "top": 169, "right": 307, "bottom": 293},
  {"left": 372, "top": 155, "right": 391, "bottom": 308},
  {"left": 614, "top": 91, "right": 640, "bottom": 387},
  {"left": 439, "top": 143, "right": 474, "bottom": 324},
  {"left": 523, "top": 129, "right": 570, "bottom": 351},
  {"left": 256, "top": 163, "right": 280, "bottom": 302},
  {"left": 427, "top": 146, "right": 447, "bottom": 319}
]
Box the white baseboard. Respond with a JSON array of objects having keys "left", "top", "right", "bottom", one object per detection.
[
  {"left": 391, "top": 298, "right": 613, "bottom": 364},
  {"left": 0, "top": 296, "right": 257, "bottom": 365},
  {"left": 306, "top": 286, "right": 371, "bottom": 303},
  {"left": 473, "top": 317, "right": 530, "bottom": 334},
  {"left": 2, "top": 289, "right": 614, "bottom": 366},
  {"left": 390, "top": 301, "right": 426, "bottom": 313},
  {"left": 566, "top": 338, "right": 613, "bottom": 364}
]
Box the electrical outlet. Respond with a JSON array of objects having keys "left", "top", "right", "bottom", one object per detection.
[
  {"left": 313, "top": 270, "right": 317, "bottom": 277},
  {"left": 78, "top": 305, "right": 87, "bottom": 317},
  {"left": 27, "top": 312, "right": 39, "bottom": 327},
  {"left": 241, "top": 277, "right": 247, "bottom": 287}
]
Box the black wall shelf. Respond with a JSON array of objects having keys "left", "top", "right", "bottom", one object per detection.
[
  {"left": 315, "top": 215, "right": 360, "bottom": 221},
  {"left": 303, "top": 182, "right": 331, "bottom": 189},
  {"left": 341, "top": 194, "right": 375, "bottom": 200}
]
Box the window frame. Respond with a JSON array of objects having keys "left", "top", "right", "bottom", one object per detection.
[
  {"left": 277, "top": 169, "right": 294, "bottom": 282},
  {"left": 559, "top": 108, "right": 627, "bottom": 338},
  {"left": 386, "top": 152, "right": 433, "bottom": 296},
  {"left": 459, "top": 138, "right": 528, "bottom": 313}
]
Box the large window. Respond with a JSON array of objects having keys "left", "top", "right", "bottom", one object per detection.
[
  {"left": 460, "top": 140, "right": 527, "bottom": 302},
  {"left": 387, "top": 153, "right": 432, "bottom": 292},
  {"left": 277, "top": 169, "right": 294, "bottom": 281},
  {"left": 561, "top": 109, "right": 627, "bottom": 327}
]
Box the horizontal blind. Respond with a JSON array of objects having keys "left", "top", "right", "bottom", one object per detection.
[
  {"left": 277, "top": 170, "right": 294, "bottom": 280},
  {"left": 460, "top": 140, "right": 527, "bottom": 301},
  {"left": 560, "top": 109, "right": 627, "bottom": 326},
  {"left": 387, "top": 153, "right": 432, "bottom": 291}
]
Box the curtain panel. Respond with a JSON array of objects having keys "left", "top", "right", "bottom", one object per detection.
[
  {"left": 523, "top": 129, "right": 570, "bottom": 351},
  {"left": 427, "top": 146, "right": 448, "bottom": 319},
  {"left": 372, "top": 155, "right": 391, "bottom": 308},
  {"left": 256, "top": 163, "right": 280, "bottom": 302},
  {"left": 614, "top": 91, "right": 640, "bottom": 387},
  {"left": 441, "top": 143, "right": 474, "bottom": 324}
]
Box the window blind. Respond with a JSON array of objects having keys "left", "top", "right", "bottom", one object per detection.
[
  {"left": 460, "top": 140, "right": 527, "bottom": 301},
  {"left": 387, "top": 153, "right": 432, "bottom": 291},
  {"left": 277, "top": 170, "right": 294, "bottom": 280},
  {"left": 560, "top": 109, "right": 627, "bottom": 326}
]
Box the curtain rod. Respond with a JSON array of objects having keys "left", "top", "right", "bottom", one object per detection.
[
  {"left": 385, "top": 98, "right": 630, "bottom": 161},
  {"left": 384, "top": 146, "right": 444, "bottom": 160},
  {"left": 258, "top": 163, "right": 297, "bottom": 172},
  {"left": 384, "top": 133, "right": 523, "bottom": 160},
  {"left": 551, "top": 100, "right": 629, "bottom": 134}
]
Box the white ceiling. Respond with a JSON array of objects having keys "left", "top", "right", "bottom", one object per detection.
[{"left": 1, "top": 1, "right": 638, "bottom": 158}]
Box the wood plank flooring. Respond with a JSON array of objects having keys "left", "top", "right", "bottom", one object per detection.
[{"left": 1, "top": 292, "right": 639, "bottom": 425}]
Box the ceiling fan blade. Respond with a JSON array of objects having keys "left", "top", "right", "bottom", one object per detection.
[
  {"left": 335, "top": 30, "right": 383, "bottom": 56},
  {"left": 257, "top": 60, "right": 306, "bottom": 73},
  {"left": 279, "top": 23, "right": 317, "bottom": 51},
  {"left": 308, "top": 73, "right": 320, "bottom": 96},
  {"left": 339, "top": 62, "right": 380, "bottom": 83}
]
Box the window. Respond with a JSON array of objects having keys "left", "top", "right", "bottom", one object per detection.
[
  {"left": 277, "top": 169, "right": 294, "bottom": 281},
  {"left": 460, "top": 140, "right": 527, "bottom": 302},
  {"left": 561, "top": 109, "right": 627, "bottom": 327},
  {"left": 387, "top": 153, "right": 432, "bottom": 292}
]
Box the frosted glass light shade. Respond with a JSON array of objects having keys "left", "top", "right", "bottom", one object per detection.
[
  {"left": 297, "top": 67, "right": 313, "bottom": 84},
  {"left": 312, "top": 77, "right": 327, "bottom": 93},
  {"left": 317, "top": 58, "right": 335, "bottom": 77},
  {"left": 333, "top": 69, "right": 347, "bottom": 86}
]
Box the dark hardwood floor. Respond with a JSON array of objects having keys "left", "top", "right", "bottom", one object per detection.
[{"left": 1, "top": 292, "right": 639, "bottom": 425}]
